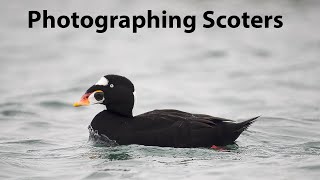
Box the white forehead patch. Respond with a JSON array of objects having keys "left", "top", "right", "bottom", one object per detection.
[{"left": 95, "top": 77, "right": 109, "bottom": 86}]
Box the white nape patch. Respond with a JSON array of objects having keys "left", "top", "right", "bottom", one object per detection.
[
  {"left": 133, "top": 91, "right": 136, "bottom": 102},
  {"left": 95, "top": 77, "right": 109, "bottom": 86}
]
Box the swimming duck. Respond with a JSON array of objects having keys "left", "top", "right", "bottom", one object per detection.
[{"left": 74, "top": 75, "right": 259, "bottom": 148}]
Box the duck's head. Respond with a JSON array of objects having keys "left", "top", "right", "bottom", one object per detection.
[{"left": 74, "top": 75, "right": 135, "bottom": 117}]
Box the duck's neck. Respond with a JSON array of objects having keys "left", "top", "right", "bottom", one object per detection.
[
  {"left": 104, "top": 91, "right": 134, "bottom": 117},
  {"left": 106, "top": 105, "right": 133, "bottom": 117}
]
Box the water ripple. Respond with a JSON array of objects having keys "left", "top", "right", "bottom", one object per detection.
[{"left": 1, "top": 110, "right": 37, "bottom": 117}]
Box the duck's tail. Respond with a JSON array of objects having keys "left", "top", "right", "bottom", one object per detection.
[
  {"left": 234, "top": 116, "right": 260, "bottom": 133},
  {"left": 227, "top": 116, "right": 260, "bottom": 143}
]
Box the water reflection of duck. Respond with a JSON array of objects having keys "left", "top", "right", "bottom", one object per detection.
[{"left": 74, "top": 75, "right": 259, "bottom": 148}]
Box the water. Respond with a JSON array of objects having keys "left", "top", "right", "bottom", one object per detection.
[{"left": 1, "top": 0, "right": 320, "bottom": 179}]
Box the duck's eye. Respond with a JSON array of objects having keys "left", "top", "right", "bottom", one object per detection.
[
  {"left": 110, "top": 84, "right": 114, "bottom": 88},
  {"left": 94, "top": 92, "right": 104, "bottom": 101}
]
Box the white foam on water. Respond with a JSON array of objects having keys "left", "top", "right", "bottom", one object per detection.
[{"left": 88, "top": 125, "right": 119, "bottom": 147}]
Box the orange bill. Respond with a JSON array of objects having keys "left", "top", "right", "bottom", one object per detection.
[{"left": 73, "top": 93, "right": 91, "bottom": 107}]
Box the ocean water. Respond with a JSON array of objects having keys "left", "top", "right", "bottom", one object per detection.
[{"left": 1, "top": 0, "right": 320, "bottom": 179}]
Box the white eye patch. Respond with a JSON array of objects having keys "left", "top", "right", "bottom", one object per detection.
[
  {"left": 88, "top": 92, "right": 105, "bottom": 105},
  {"left": 95, "top": 77, "right": 109, "bottom": 86}
]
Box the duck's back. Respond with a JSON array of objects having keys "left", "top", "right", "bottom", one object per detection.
[
  {"left": 91, "top": 109, "right": 257, "bottom": 148},
  {"left": 130, "top": 109, "right": 239, "bottom": 147}
]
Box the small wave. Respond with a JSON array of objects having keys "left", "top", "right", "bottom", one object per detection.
[
  {"left": 1, "top": 110, "right": 37, "bottom": 117},
  {"left": 251, "top": 48, "right": 271, "bottom": 58},
  {"left": 299, "top": 141, "right": 320, "bottom": 148},
  {"left": 260, "top": 116, "right": 314, "bottom": 125},
  {"left": 1, "top": 139, "right": 53, "bottom": 146},
  {"left": 12, "top": 87, "right": 84, "bottom": 99},
  {"left": 296, "top": 141, "right": 320, "bottom": 155},
  {"left": 205, "top": 50, "right": 228, "bottom": 58},
  {"left": 299, "top": 163, "right": 320, "bottom": 171},
  {"left": 88, "top": 125, "right": 119, "bottom": 147},
  {"left": 39, "top": 101, "right": 71, "bottom": 108},
  {"left": 0, "top": 102, "right": 23, "bottom": 108},
  {"left": 85, "top": 126, "right": 135, "bottom": 161},
  {"left": 26, "top": 121, "right": 51, "bottom": 128}
]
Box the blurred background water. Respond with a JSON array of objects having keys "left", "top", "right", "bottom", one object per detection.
[{"left": 1, "top": 0, "right": 320, "bottom": 179}]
